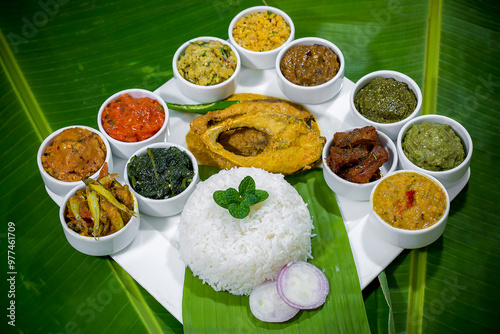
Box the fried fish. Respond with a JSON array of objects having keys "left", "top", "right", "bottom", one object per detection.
[{"left": 186, "top": 93, "right": 326, "bottom": 174}]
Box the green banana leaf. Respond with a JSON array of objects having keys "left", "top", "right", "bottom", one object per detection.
[{"left": 1, "top": 0, "right": 499, "bottom": 333}]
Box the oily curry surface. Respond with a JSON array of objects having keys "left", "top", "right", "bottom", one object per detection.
[
  {"left": 372, "top": 172, "right": 447, "bottom": 230},
  {"left": 186, "top": 93, "right": 326, "bottom": 174}
]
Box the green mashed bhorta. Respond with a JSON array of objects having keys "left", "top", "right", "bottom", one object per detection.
[
  {"left": 354, "top": 77, "right": 417, "bottom": 123},
  {"left": 402, "top": 122, "right": 465, "bottom": 171}
]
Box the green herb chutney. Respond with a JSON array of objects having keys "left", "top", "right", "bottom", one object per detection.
[
  {"left": 354, "top": 77, "right": 417, "bottom": 123},
  {"left": 402, "top": 122, "right": 465, "bottom": 171}
]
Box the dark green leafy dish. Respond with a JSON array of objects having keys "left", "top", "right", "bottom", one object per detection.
[
  {"left": 354, "top": 77, "right": 417, "bottom": 123},
  {"left": 127, "top": 147, "right": 195, "bottom": 199}
]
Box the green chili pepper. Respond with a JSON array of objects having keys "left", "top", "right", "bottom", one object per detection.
[{"left": 166, "top": 100, "right": 240, "bottom": 114}]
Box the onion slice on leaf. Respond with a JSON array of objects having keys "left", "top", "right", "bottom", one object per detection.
[
  {"left": 277, "top": 261, "right": 329, "bottom": 309},
  {"left": 249, "top": 280, "right": 300, "bottom": 323}
]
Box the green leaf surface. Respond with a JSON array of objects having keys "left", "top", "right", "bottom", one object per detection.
[{"left": 1, "top": 0, "right": 499, "bottom": 333}]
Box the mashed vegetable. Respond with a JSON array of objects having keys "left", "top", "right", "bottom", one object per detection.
[
  {"left": 178, "top": 167, "right": 314, "bottom": 295},
  {"left": 101, "top": 93, "right": 165, "bottom": 142},
  {"left": 177, "top": 40, "right": 237, "bottom": 86},
  {"left": 402, "top": 122, "right": 465, "bottom": 171},
  {"left": 232, "top": 11, "right": 291, "bottom": 52},
  {"left": 354, "top": 77, "right": 417, "bottom": 123},
  {"left": 280, "top": 44, "right": 340, "bottom": 86}
]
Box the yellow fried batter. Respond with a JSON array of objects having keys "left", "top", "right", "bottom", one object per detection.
[{"left": 186, "top": 93, "right": 325, "bottom": 174}]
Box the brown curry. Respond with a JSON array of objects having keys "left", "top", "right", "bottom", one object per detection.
[{"left": 42, "top": 127, "right": 107, "bottom": 182}]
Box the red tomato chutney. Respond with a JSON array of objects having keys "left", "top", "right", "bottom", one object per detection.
[{"left": 101, "top": 93, "right": 165, "bottom": 142}]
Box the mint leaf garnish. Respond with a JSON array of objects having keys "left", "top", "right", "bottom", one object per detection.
[
  {"left": 239, "top": 175, "right": 255, "bottom": 196},
  {"left": 213, "top": 190, "right": 229, "bottom": 209},
  {"left": 254, "top": 189, "right": 269, "bottom": 203},
  {"left": 225, "top": 188, "right": 241, "bottom": 204},
  {"left": 228, "top": 203, "right": 250, "bottom": 219},
  {"left": 213, "top": 176, "right": 269, "bottom": 219}
]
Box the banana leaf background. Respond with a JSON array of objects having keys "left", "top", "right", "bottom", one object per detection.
[{"left": 1, "top": 0, "right": 499, "bottom": 333}]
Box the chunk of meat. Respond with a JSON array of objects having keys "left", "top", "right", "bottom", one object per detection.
[
  {"left": 325, "top": 145, "right": 370, "bottom": 173},
  {"left": 336, "top": 145, "right": 389, "bottom": 183},
  {"left": 333, "top": 126, "right": 379, "bottom": 148}
]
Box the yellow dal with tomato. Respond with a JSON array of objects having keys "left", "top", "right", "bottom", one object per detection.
[{"left": 372, "top": 172, "right": 447, "bottom": 230}]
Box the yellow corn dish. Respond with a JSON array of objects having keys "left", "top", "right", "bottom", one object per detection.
[
  {"left": 372, "top": 172, "right": 447, "bottom": 230},
  {"left": 232, "top": 11, "right": 291, "bottom": 52}
]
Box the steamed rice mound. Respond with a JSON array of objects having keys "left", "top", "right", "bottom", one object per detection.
[{"left": 178, "top": 167, "right": 314, "bottom": 295}]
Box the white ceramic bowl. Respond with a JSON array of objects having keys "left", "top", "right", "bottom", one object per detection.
[
  {"left": 397, "top": 114, "right": 473, "bottom": 188},
  {"left": 172, "top": 36, "right": 241, "bottom": 103},
  {"left": 59, "top": 183, "right": 140, "bottom": 256},
  {"left": 275, "top": 37, "right": 345, "bottom": 104},
  {"left": 124, "top": 142, "right": 199, "bottom": 217},
  {"left": 322, "top": 128, "right": 397, "bottom": 201},
  {"left": 350, "top": 70, "right": 422, "bottom": 140},
  {"left": 37, "top": 125, "right": 113, "bottom": 199},
  {"left": 97, "top": 88, "right": 169, "bottom": 159},
  {"left": 228, "top": 6, "right": 295, "bottom": 69},
  {"left": 369, "top": 170, "right": 450, "bottom": 249}
]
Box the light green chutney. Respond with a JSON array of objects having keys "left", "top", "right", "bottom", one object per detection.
[{"left": 402, "top": 122, "right": 465, "bottom": 171}]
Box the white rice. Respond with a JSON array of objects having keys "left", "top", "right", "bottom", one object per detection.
[{"left": 178, "top": 167, "right": 314, "bottom": 295}]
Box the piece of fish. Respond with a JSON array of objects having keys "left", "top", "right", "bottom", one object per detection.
[{"left": 186, "top": 93, "right": 326, "bottom": 174}]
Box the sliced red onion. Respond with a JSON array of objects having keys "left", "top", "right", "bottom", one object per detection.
[
  {"left": 249, "top": 280, "right": 300, "bottom": 323},
  {"left": 277, "top": 261, "right": 329, "bottom": 310}
]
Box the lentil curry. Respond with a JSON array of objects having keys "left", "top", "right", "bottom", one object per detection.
[{"left": 372, "top": 172, "right": 447, "bottom": 230}]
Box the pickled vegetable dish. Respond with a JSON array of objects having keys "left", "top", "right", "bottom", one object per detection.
[
  {"left": 64, "top": 165, "right": 137, "bottom": 238},
  {"left": 372, "top": 172, "right": 447, "bottom": 230},
  {"left": 127, "top": 147, "right": 194, "bottom": 199},
  {"left": 42, "top": 127, "right": 107, "bottom": 182},
  {"left": 101, "top": 93, "right": 165, "bottom": 142},
  {"left": 232, "top": 11, "right": 291, "bottom": 52},
  {"left": 354, "top": 77, "right": 417, "bottom": 123}
]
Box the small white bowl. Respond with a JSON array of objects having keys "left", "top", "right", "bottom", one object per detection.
[
  {"left": 322, "top": 128, "right": 397, "bottom": 201},
  {"left": 172, "top": 36, "right": 241, "bottom": 103},
  {"left": 228, "top": 6, "right": 295, "bottom": 69},
  {"left": 350, "top": 70, "right": 422, "bottom": 140},
  {"left": 124, "top": 142, "right": 199, "bottom": 217},
  {"left": 397, "top": 114, "right": 473, "bottom": 188},
  {"left": 275, "top": 37, "right": 345, "bottom": 105},
  {"left": 37, "top": 125, "right": 113, "bottom": 199},
  {"left": 59, "top": 183, "right": 140, "bottom": 256},
  {"left": 369, "top": 170, "right": 450, "bottom": 249},
  {"left": 97, "top": 88, "right": 169, "bottom": 159}
]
